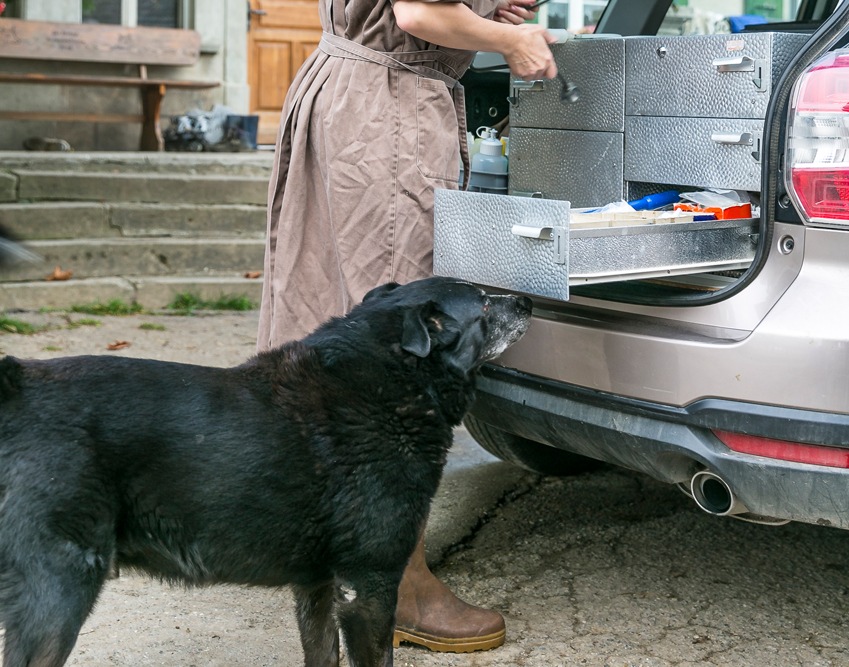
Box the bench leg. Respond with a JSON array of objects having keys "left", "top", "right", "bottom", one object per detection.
[{"left": 140, "top": 84, "right": 166, "bottom": 151}]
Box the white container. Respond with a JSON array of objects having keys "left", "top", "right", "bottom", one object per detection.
[{"left": 469, "top": 128, "right": 508, "bottom": 194}]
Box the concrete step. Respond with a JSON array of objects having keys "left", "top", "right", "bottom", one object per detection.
[
  {"left": 14, "top": 171, "right": 268, "bottom": 205},
  {"left": 0, "top": 238, "right": 265, "bottom": 282},
  {"left": 0, "top": 202, "right": 266, "bottom": 240},
  {"left": 0, "top": 152, "right": 274, "bottom": 312},
  {"left": 1, "top": 275, "right": 264, "bottom": 311},
  {"left": 0, "top": 151, "right": 275, "bottom": 176}
]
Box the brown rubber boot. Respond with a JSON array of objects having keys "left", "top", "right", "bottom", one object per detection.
[{"left": 393, "top": 535, "right": 506, "bottom": 653}]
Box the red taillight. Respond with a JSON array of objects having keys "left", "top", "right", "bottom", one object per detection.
[
  {"left": 789, "top": 167, "right": 849, "bottom": 220},
  {"left": 786, "top": 49, "right": 849, "bottom": 227},
  {"left": 713, "top": 430, "right": 849, "bottom": 468}
]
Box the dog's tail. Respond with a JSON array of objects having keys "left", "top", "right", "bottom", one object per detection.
[
  {"left": 0, "top": 225, "right": 41, "bottom": 267},
  {"left": 0, "top": 356, "right": 23, "bottom": 402}
]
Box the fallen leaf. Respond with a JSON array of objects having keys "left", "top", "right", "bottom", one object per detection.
[
  {"left": 46, "top": 266, "right": 73, "bottom": 281},
  {"left": 244, "top": 271, "right": 262, "bottom": 279},
  {"left": 107, "top": 340, "right": 131, "bottom": 351}
]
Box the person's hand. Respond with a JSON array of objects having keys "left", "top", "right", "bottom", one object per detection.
[
  {"left": 494, "top": 0, "right": 539, "bottom": 25},
  {"left": 501, "top": 23, "right": 558, "bottom": 81}
]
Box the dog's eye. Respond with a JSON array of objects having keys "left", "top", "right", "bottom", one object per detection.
[{"left": 482, "top": 303, "right": 490, "bottom": 313}]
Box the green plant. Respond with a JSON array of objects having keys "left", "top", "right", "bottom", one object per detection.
[
  {"left": 167, "top": 293, "right": 256, "bottom": 314},
  {"left": 0, "top": 316, "right": 42, "bottom": 335},
  {"left": 69, "top": 300, "right": 143, "bottom": 316},
  {"left": 139, "top": 322, "right": 166, "bottom": 331},
  {"left": 66, "top": 318, "right": 101, "bottom": 329}
]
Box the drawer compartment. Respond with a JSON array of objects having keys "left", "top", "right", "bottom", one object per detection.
[
  {"left": 509, "top": 127, "right": 624, "bottom": 207},
  {"left": 625, "top": 32, "right": 808, "bottom": 119},
  {"left": 510, "top": 36, "right": 625, "bottom": 132},
  {"left": 624, "top": 116, "right": 762, "bottom": 191},
  {"left": 433, "top": 190, "right": 757, "bottom": 302}
]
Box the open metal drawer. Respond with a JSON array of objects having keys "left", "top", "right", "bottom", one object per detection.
[{"left": 433, "top": 190, "right": 757, "bottom": 301}]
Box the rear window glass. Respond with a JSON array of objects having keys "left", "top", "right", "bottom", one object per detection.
[{"left": 532, "top": 0, "right": 814, "bottom": 35}]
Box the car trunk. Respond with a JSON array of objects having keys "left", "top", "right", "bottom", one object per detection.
[
  {"left": 431, "top": 4, "right": 849, "bottom": 408},
  {"left": 436, "top": 27, "right": 814, "bottom": 306}
]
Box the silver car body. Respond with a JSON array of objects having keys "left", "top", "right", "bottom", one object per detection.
[{"left": 461, "top": 1, "right": 849, "bottom": 529}]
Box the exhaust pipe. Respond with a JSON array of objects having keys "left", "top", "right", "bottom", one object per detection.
[{"left": 689, "top": 471, "right": 749, "bottom": 517}]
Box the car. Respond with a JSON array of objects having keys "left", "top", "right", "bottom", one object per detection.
[{"left": 450, "top": 0, "right": 849, "bottom": 530}]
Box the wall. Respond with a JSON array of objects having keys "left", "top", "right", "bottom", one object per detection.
[{"left": 0, "top": 0, "right": 249, "bottom": 151}]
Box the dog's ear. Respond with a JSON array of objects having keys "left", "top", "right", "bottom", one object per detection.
[
  {"left": 401, "top": 302, "right": 438, "bottom": 357},
  {"left": 363, "top": 282, "right": 401, "bottom": 303},
  {"left": 401, "top": 304, "right": 432, "bottom": 357}
]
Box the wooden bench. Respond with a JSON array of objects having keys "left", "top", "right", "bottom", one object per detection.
[{"left": 0, "top": 18, "right": 220, "bottom": 151}]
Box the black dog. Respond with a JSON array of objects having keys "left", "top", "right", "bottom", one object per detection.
[{"left": 0, "top": 276, "right": 532, "bottom": 667}]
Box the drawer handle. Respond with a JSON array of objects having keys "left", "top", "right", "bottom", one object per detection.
[
  {"left": 511, "top": 80, "right": 546, "bottom": 92},
  {"left": 511, "top": 225, "right": 568, "bottom": 265},
  {"left": 712, "top": 56, "right": 755, "bottom": 72},
  {"left": 512, "top": 224, "right": 553, "bottom": 239},
  {"left": 711, "top": 131, "right": 753, "bottom": 146},
  {"left": 507, "top": 79, "right": 546, "bottom": 107}
]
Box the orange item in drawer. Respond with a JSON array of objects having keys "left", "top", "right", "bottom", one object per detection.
[{"left": 674, "top": 202, "right": 752, "bottom": 220}]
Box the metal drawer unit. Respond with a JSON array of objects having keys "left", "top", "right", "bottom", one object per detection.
[
  {"left": 509, "top": 128, "right": 624, "bottom": 207},
  {"left": 623, "top": 32, "right": 808, "bottom": 191},
  {"left": 433, "top": 190, "right": 757, "bottom": 301},
  {"left": 508, "top": 36, "right": 625, "bottom": 206}
]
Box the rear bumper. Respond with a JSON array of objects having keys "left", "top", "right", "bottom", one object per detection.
[{"left": 470, "top": 364, "right": 849, "bottom": 529}]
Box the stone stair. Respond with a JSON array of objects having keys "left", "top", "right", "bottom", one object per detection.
[{"left": 0, "top": 151, "right": 273, "bottom": 310}]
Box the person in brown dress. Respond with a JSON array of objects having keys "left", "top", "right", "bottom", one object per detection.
[{"left": 258, "top": 0, "right": 558, "bottom": 653}]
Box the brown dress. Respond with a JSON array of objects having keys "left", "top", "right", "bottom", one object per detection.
[{"left": 257, "top": 0, "right": 499, "bottom": 350}]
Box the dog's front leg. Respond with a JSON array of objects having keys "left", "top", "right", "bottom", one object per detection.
[
  {"left": 293, "top": 583, "right": 340, "bottom": 667},
  {"left": 335, "top": 573, "right": 398, "bottom": 667}
]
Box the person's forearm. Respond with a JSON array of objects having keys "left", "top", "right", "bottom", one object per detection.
[
  {"left": 392, "top": 0, "right": 557, "bottom": 80},
  {"left": 392, "top": 0, "right": 513, "bottom": 54}
]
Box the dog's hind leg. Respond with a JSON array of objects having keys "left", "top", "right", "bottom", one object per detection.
[
  {"left": 1, "top": 554, "right": 110, "bottom": 667},
  {"left": 293, "top": 582, "right": 339, "bottom": 667},
  {"left": 335, "top": 573, "right": 398, "bottom": 667}
]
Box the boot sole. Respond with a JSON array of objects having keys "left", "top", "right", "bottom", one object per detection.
[{"left": 392, "top": 627, "right": 506, "bottom": 653}]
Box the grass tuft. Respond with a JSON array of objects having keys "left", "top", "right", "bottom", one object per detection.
[
  {"left": 69, "top": 300, "right": 144, "bottom": 316},
  {"left": 168, "top": 293, "right": 256, "bottom": 315},
  {"left": 66, "top": 318, "right": 101, "bottom": 329},
  {"left": 0, "top": 315, "right": 42, "bottom": 335}
]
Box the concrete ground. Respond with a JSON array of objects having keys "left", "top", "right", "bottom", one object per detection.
[{"left": 2, "top": 310, "right": 849, "bottom": 666}]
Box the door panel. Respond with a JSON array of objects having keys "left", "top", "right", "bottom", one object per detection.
[{"left": 248, "top": 0, "right": 321, "bottom": 145}]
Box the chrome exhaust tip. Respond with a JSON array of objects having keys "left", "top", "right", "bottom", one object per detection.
[{"left": 690, "top": 470, "right": 749, "bottom": 517}]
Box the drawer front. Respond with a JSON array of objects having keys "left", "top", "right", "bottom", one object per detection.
[
  {"left": 625, "top": 32, "right": 808, "bottom": 119},
  {"left": 510, "top": 36, "right": 625, "bottom": 133},
  {"left": 624, "top": 116, "right": 763, "bottom": 191},
  {"left": 434, "top": 190, "right": 571, "bottom": 300},
  {"left": 509, "top": 128, "right": 624, "bottom": 208}
]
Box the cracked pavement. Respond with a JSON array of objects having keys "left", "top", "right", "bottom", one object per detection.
[{"left": 1, "top": 311, "right": 848, "bottom": 666}]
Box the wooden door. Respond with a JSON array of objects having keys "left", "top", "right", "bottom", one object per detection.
[{"left": 248, "top": 0, "right": 322, "bottom": 146}]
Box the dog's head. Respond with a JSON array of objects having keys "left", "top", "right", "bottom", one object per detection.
[{"left": 357, "top": 277, "right": 532, "bottom": 377}]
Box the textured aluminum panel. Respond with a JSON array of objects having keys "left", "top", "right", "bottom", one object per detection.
[
  {"left": 510, "top": 36, "right": 625, "bottom": 132},
  {"left": 434, "top": 190, "right": 757, "bottom": 302},
  {"left": 624, "top": 116, "right": 763, "bottom": 191},
  {"left": 509, "top": 128, "right": 624, "bottom": 208},
  {"left": 569, "top": 219, "right": 756, "bottom": 281},
  {"left": 433, "top": 190, "right": 571, "bottom": 300},
  {"left": 625, "top": 32, "right": 808, "bottom": 119}
]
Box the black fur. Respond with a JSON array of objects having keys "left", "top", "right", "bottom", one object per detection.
[{"left": 0, "top": 276, "right": 531, "bottom": 667}]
